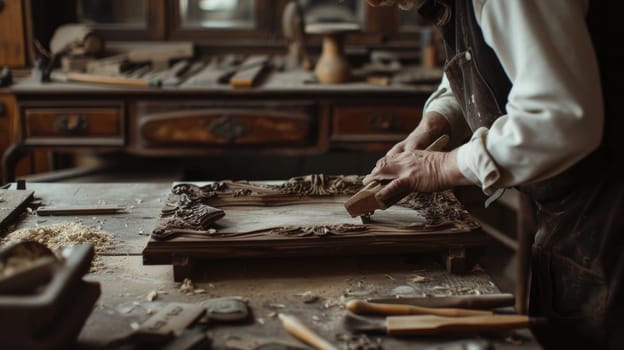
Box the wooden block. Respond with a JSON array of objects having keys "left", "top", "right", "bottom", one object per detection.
[
  {"left": 0, "top": 189, "right": 34, "bottom": 230},
  {"left": 229, "top": 55, "right": 270, "bottom": 88},
  {"left": 344, "top": 180, "right": 387, "bottom": 217},
  {"left": 61, "top": 56, "right": 93, "bottom": 72},
  {"left": 127, "top": 42, "right": 194, "bottom": 63},
  {"left": 86, "top": 55, "right": 129, "bottom": 76}
]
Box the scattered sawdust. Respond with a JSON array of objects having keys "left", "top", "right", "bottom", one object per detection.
[
  {"left": 1, "top": 222, "right": 115, "bottom": 272},
  {"left": 336, "top": 333, "right": 384, "bottom": 350}
]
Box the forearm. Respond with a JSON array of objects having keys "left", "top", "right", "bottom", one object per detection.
[{"left": 410, "top": 111, "right": 452, "bottom": 149}]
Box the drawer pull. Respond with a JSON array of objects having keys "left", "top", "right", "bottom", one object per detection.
[
  {"left": 55, "top": 114, "right": 89, "bottom": 134},
  {"left": 368, "top": 114, "right": 399, "bottom": 131},
  {"left": 208, "top": 116, "right": 249, "bottom": 142}
]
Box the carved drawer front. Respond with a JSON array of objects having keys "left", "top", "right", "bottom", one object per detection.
[
  {"left": 140, "top": 109, "right": 311, "bottom": 146},
  {"left": 332, "top": 106, "right": 421, "bottom": 141},
  {"left": 24, "top": 107, "right": 124, "bottom": 146}
]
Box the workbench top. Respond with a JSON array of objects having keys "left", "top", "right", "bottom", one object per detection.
[{"left": 3, "top": 183, "right": 540, "bottom": 349}]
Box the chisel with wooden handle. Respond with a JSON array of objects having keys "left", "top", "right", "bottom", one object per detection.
[
  {"left": 344, "top": 313, "right": 541, "bottom": 336},
  {"left": 344, "top": 134, "right": 450, "bottom": 217},
  {"left": 367, "top": 293, "right": 515, "bottom": 310},
  {"left": 346, "top": 300, "right": 493, "bottom": 317},
  {"left": 278, "top": 313, "right": 339, "bottom": 350}
]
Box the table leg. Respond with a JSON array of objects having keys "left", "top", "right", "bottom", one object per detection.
[
  {"left": 172, "top": 256, "right": 194, "bottom": 282},
  {"left": 444, "top": 247, "right": 467, "bottom": 274},
  {"left": 2, "top": 143, "right": 27, "bottom": 184}
]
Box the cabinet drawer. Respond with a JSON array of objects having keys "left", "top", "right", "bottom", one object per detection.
[
  {"left": 23, "top": 108, "right": 124, "bottom": 146},
  {"left": 332, "top": 106, "right": 421, "bottom": 141},
  {"left": 140, "top": 109, "right": 311, "bottom": 146}
]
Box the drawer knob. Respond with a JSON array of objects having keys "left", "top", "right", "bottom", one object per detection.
[
  {"left": 368, "top": 114, "right": 398, "bottom": 131},
  {"left": 208, "top": 116, "right": 248, "bottom": 142},
  {"left": 56, "top": 114, "right": 89, "bottom": 134}
]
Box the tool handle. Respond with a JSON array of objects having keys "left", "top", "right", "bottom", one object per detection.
[
  {"left": 278, "top": 314, "right": 339, "bottom": 350},
  {"left": 386, "top": 314, "right": 531, "bottom": 336},
  {"left": 346, "top": 300, "right": 492, "bottom": 317},
  {"left": 424, "top": 134, "right": 450, "bottom": 152}
]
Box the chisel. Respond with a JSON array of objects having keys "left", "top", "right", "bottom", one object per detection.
[{"left": 344, "top": 312, "right": 543, "bottom": 336}]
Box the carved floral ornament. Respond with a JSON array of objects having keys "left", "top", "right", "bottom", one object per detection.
[{"left": 151, "top": 175, "right": 477, "bottom": 240}]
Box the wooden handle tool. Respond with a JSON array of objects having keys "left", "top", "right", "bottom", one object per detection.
[
  {"left": 346, "top": 300, "right": 493, "bottom": 317},
  {"left": 344, "top": 312, "right": 533, "bottom": 336},
  {"left": 386, "top": 314, "right": 531, "bottom": 336},
  {"left": 344, "top": 134, "right": 450, "bottom": 217},
  {"left": 278, "top": 313, "right": 339, "bottom": 350}
]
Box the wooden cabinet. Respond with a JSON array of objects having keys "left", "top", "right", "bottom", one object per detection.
[
  {"left": 0, "top": 0, "right": 27, "bottom": 67},
  {"left": 2, "top": 82, "right": 435, "bottom": 182}
]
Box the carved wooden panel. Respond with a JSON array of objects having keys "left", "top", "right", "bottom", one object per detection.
[
  {"left": 143, "top": 175, "right": 486, "bottom": 265},
  {"left": 140, "top": 108, "right": 312, "bottom": 146},
  {"left": 23, "top": 107, "right": 124, "bottom": 146}
]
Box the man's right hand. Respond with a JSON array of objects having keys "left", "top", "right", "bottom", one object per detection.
[{"left": 386, "top": 111, "right": 451, "bottom": 156}]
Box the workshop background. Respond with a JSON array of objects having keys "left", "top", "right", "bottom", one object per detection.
[{"left": 0, "top": 1, "right": 533, "bottom": 349}]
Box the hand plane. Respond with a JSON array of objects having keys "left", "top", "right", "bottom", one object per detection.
[{"left": 344, "top": 134, "right": 449, "bottom": 218}]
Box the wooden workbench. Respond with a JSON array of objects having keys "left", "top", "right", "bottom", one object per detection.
[{"left": 2, "top": 183, "right": 540, "bottom": 349}]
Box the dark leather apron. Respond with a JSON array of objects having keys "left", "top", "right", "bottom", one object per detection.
[{"left": 418, "top": 0, "right": 624, "bottom": 348}]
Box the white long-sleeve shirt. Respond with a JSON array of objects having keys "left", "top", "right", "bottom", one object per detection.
[{"left": 424, "top": 0, "right": 603, "bottom": 195}]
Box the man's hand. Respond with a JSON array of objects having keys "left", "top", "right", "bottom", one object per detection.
[
  {"left": 363, "top": 148, "right": 472, "bottom": 202},
  {"left": 386, "top": 111, "right": 451, "bottom": 156}
]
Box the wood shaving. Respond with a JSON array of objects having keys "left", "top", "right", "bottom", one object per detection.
[
  {"left": 146, "top": 290, "right": 158, "bottom": 301},
  {"left": 1, "top": 222, "right": 115, "bottom": 272},
  {"left": 409, "top": 274, "right": 427, "bottom": 283},
  {"left": 296, "top": 291, "right": 319, "bottom": 303},
  {"left": 178, "top": 278, "right": 196, "bottom": 295}
]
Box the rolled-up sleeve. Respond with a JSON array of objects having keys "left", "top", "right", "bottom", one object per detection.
[{"left": 456, "top": 0, "right": 603, "bottom": 194}]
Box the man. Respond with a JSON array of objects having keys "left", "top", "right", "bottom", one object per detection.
[{"left": 365, "top": 0, "right": 623, "bottom": 348}]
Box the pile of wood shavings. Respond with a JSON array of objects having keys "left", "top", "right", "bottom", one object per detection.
[{"left": 1, "top": 222, "right": 115, "bottom": 272}]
